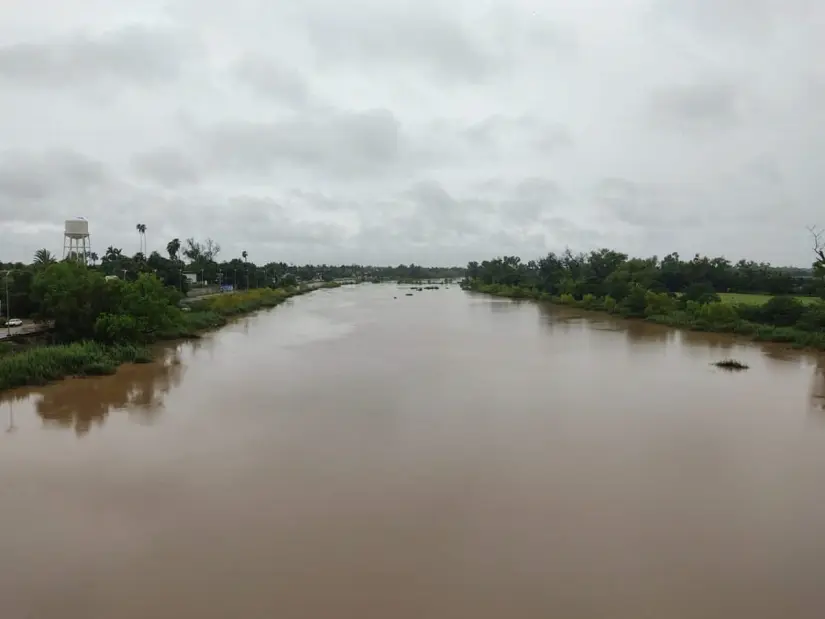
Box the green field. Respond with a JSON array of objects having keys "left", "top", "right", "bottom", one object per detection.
[{"left": 719, "top": 292, "right": 820, "bottom": 306}]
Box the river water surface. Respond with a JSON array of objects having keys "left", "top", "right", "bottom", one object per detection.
[{"left": 3, "top": 284, "right": 825, "bottom": 618}]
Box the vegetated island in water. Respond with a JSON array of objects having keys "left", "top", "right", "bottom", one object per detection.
[{"left": 461, "top": 247, "right": 825, "bottom": 351}]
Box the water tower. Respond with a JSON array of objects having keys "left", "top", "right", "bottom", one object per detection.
[{"left": 63, "top": 218, "right": 91, "bottom": 264}]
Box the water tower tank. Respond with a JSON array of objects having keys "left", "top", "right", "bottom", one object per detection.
[{"left": 65, "top": 218, "right": 89, "bottom": 238}]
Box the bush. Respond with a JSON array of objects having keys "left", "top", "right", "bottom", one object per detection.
[
  {"left": 603, "top": 296, "right": 617, "bottom": 313},
  {"left": 620, "top": 284, "right": 648, "bottom": 317},
  {"left": 796, "top": 302, "right": 825, "bottom": 332},
  {"left": 94, "top": 313, "right": 141, "bottom": 343},
  {"left": 759, "top": 296, "right": 807, "bottom": 327},
  {"left": 682, "top": 282, "right": 720, "bottom": 305},
  {"left": 695, "top": 302, "right": 739, "bottom": 328},
  {"left": 644, "top": 291, "right": 677, "bottom": 317}
]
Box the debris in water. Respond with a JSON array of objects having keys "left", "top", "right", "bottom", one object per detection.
[{"left": 713, "top": 359, "right": 749, "bottom": 370}]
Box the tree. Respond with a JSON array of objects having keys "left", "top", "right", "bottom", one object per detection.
[
  {"left": 89, "top": 252, "right": 99, "bottom": 266},
  {"left": 31, "top": 262, "right": 121, "bottom": 340},
  {"left": 166, "top": 238, "right": 181, "bottom": 262},
  {"left": 136, "top": 223, "right": 147, "bottom": 254},
  {"left": 242, "top": 251, "right": 249, "bottom": 289},
  {"left": 33, "top": 248, "right": 56, "bottom": 266}
]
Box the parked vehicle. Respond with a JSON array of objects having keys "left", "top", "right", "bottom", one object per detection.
[{"left": 4, "top": 318, "right": 23, "bottom": 327}]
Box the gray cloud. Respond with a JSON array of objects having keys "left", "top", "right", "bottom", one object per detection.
[
  {"left": 0, "top": 0, "right": 822, "bottom": 267},
  {"left": 594, "top": 177, "right": 702, "bottom": 229},
  {"left": 231, "top": 55, "right": 312, "bottom": 107},
  {"left": 649, "top": 81, "right": 744, "bottom": 131},
  {"left": 132, "top": 148, "right": 201, "bottom": 188},
  {"left": 0, "top": 150, "right": 110, "bottom": 218},
  {"left": 654, "top": 0, "right": 817, "bottom": 42},
  {"left": 0, "top": 26, "right": 194, "bottom": 89},
  {"left": 196, "top": 109, "right": 400, "bottom": 177},
  {"left": 303, "top": 8, "right": 495, "bottom": 82}
]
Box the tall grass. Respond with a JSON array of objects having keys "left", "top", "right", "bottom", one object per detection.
[
  {"left": 0, "top": 341, "right": 152, "bottom": 392},
  {"left": 176, "top": 284, "right": 340, "bottom": 336}
]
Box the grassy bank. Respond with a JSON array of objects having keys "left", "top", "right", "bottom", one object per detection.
[
  {"left": 0, "top": 342, "right": 152, "bottom": 392},
  {"left": 0, "top": 282, "right": 342, "bottom": 394},
  {"left": 174, "top": 283, "right": 341, "bottom": 336},
  {"left": 718, "top": 292, "right": 818, "bottom": 306},
  {"left": 466, "top": 282, "right": 825, "bottom": 351}
]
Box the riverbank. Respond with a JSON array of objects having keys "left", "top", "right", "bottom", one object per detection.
[
  {"left": 0, "top": 283, "right": 342, "bottom": 393},
  {"left": 173, "top": 282, "right": 342, "bottom": 337},
  {"left": 465, "top": 281, "right": 825, "bottom": 350}
]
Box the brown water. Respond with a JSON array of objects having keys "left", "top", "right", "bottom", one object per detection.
[{"left": 3, "top": 285, "right": 825, "bottom": 618}]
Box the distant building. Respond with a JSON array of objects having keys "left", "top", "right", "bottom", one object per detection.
[{"left": 183, "top": 273, "right": 198, "bottom": 284}]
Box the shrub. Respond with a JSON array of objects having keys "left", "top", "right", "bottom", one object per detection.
[
  {"left": 644, "top": 291, "right": 677, "bottom": 317},
  {"left": 759, "top": 296, "right": 806, "bottom": 327},
  {"left": 94, "top": 313, "right": 141, "bottom": 343},
  {"left": 620, "top": 284, "right": 648, "bottom": 317},
  {"left": 682, "top": 282, "right": 720, "bottom": 305},
  {"left": 603, "top": 296, "right": 617, "bottom": 313},
  {"left": 796, "top": 302, "right": 825, "bottom": 332},
  {"left": 695, "top": 302, "right": 739, "bottom": 328}
]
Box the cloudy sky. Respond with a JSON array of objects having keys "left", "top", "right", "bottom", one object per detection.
[{"left": 0, "top": 0, "right": 822, "bottom": 266}]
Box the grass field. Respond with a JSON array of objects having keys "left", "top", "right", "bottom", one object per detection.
[{"left": 719, "top": 292, "right": 820, "bottom": 306}]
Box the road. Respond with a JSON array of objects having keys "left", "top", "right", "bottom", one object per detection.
[{"left": 0, "top": 319, "right": 46, "bottom": 340}]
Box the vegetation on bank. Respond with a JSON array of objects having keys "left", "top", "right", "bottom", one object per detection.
[
  {"left": 176, "top": 284, "right": 341, "bottom": 336},
  {"left": 0, "top": 263, "right": 341, "bottom": 393},
  {"left": 463, "top": 249, "right": 825, "bottom": 350},
  {"left": 0, "top": 342, "right": 152, "bottom": 392},
  {"left": 718, "top": 292, "right": 818, "bottom": 306}
]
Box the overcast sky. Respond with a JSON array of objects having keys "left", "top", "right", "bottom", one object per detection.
[{"left": 0, "top": 0, "right": 822, "bottom": 266}]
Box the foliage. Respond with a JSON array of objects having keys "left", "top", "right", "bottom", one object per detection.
[
  {"left": 463, "top": 247, "right": 825, "bottom": 350},
  {"left": 33, "top": 248, "right": 56, "bottom": 266},
  {"left": 0, "top": 341, "right": 151, "bottom": 391}
]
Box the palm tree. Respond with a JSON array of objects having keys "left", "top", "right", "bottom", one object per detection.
[
  {"left": 33, "top": 248, "right": 56, "bottom": 266},
  {"left": 166, "top": 238, "right": 181, "bottom": 262},
  {"left": 89, "top": 252, "right": 99, "bottom": 266},
  {"left": 242, "top": 251, "right": 249, "bottom": 289},
  {"left": 136, "top": 223, "right": 147, "bottom": 254}
]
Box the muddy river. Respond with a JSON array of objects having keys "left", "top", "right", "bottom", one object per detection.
[{"left": 3, "top": 284, "right": 825, "bottom": 618}]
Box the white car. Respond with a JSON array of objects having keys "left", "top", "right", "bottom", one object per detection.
[{"left": 4, "top": 318, "right": 23, "bottom": 327}]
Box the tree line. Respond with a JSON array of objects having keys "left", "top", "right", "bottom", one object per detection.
[
  {"left": 466, "top": 251, "right": 816, "bottom": 299},
  {"left": 2, "top": 236, "right": 463, "bottom": 322},
  {"left": 463, "top": 248, "right": 825, "bottom": 349}
]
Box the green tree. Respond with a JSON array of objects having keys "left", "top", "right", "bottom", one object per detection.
[
  {"left": 166, "top": 238, "right": 181, "bottom": 261},
  {"left": 33, "top": 248, "right": 56, "bottom": 266},
  {"left": 136, "top": 223, "right": 147, "bottom": 254},
  {"left": 31, "top": 262, "right": 122, "bottom": 340}
]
